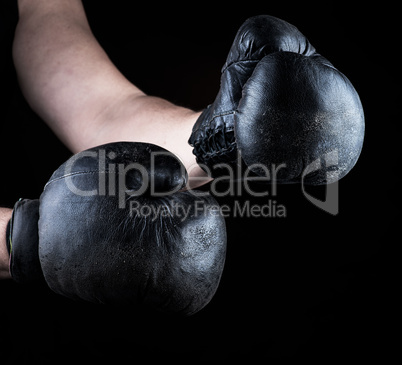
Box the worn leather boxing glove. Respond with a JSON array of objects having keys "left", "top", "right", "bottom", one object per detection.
[
  {"left": 189, "top": 15, "right": 364, "bottom": 184},
  {"left": 6, "top": 142, "right": 227, "bottom": 315}
]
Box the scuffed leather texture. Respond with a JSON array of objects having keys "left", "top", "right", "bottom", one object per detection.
[
  {"left": 188, "top": 15, "right": 365, "bottom": 184},
  {"left": 38, "top": 142, "right": 227, "bottom": 315},
  {"left": 8, "top": 199, "right": 44, "bottom": 283},
  {"left": 236, "top": 52, "right": 364, "bottom": 184}
]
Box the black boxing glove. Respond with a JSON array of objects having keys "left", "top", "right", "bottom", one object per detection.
[
  {"left": 189, "top": 15, "right": 364, "bottom": 184},
  {"left": 6, "top": 142, "right": 227, "bottom": 316}
]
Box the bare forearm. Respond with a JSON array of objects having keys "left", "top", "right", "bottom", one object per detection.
[
  {"left": 13, "top": 0, "right": 209, "bottom": 188},
  {"left": 0, "top": 208, "right": 12, "bottom": 279},
  {"left": 13, "top": 0, "right": 139, "bottom": 143}
]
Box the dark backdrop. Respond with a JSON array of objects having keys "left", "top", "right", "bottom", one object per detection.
[{"left": 0, "top": 1, "right": 395, "bottom": 363}]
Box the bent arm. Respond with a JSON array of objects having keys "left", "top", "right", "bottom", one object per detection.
[
  {"left": 14, "top": 0, "right": 134, "bottom": 149},
  {"left": 13, "top": 0, "right": 208, "bottom": 188}
]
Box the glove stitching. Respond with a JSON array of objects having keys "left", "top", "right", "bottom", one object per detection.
[
  {"left": 222, "top": 59, "right": 260, "bottom": 73},
  {"left": 45, "top": 170, "right": 102, "bottom": 188}
]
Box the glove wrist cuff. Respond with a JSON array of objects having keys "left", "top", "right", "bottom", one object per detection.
[
  {"left": 9, "top": 199, "right": 44, "bottom": 284},
  {"left": 189, "top": 110, "right": 238, "bottom": 176}
]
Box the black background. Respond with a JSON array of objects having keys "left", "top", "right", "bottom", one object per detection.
[{"left": 0, "top": 1, "right": 396, "bottom": 363}]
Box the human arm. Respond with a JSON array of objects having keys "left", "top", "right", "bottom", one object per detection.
[
  {"left": 13, "top": 0, "right": 208, "bottom": 188},
  {"left": 13, "top": 3, "right": 363, "bottom": 189}
]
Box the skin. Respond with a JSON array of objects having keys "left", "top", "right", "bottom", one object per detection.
[
  {"left": 0, "top": 0, "right": 212, "bottom": 279},
  {"left": 0, "top": 208, "right": 12, "bottom": 279}
]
